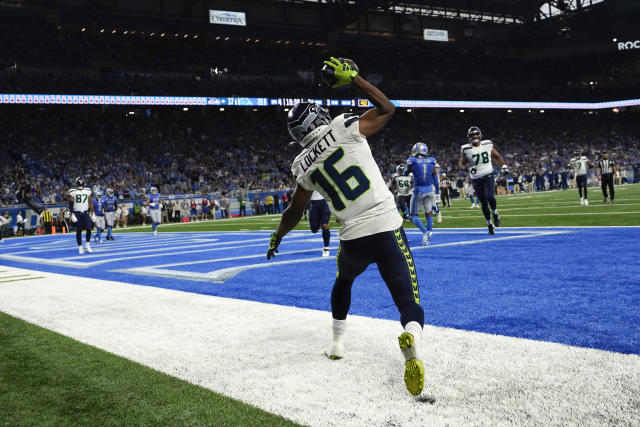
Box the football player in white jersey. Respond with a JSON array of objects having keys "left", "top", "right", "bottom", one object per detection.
[
  {"left": 459, "top": 126, "right": 506, "bottom": 235},
  {"left": 569, "top": 150, "right": 594, "bottom": 205},
  {"left": 308, "top": 190, "right": 332, "bottom": 256},
  {"left": 392, "top": 164, "right": 413, "bottom": 220},
  {"left": 67, "top": 176, "right": 95, "bottom": 254},
  {"left": 267, "top": 57, "right": 425, "bottom": 396}
]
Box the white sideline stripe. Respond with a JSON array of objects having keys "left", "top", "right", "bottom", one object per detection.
[
  {"left": 0, "top": 267, "right": 636, "bottom": 426},
  {"left": 115, "top": 231, "right": 570, "bottom": 283}
]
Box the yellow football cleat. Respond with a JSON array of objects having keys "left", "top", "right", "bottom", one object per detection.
[{"left": 398, "top": 332, "right": 424, "bottom": 395}]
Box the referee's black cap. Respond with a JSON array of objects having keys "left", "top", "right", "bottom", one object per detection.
[{"left": 602, "top": 150, "right": 608, "bottom": 154}]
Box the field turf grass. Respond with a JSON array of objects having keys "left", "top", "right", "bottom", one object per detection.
[
  {"left": 0, "top": 311, "right": 300, "bottom": 427},
  {"left": 116, "top": 184, "right": 640, "bottom": 233}
]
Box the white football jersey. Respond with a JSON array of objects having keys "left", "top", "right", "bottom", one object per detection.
[
  {"left": 292, "top": 113, "right": 402, "bottom": 240},
  {"left": 68, "top": 188, "right": 93, "bottom": 211},
  {"left": 461, "top": 140, "right": 494, "bottom": 179},
  {"left": 393, "top": 173, "right": 413, "bottom": 196},
  {"left": 571, "top": 156, "right": 588, "bottom": 176}
]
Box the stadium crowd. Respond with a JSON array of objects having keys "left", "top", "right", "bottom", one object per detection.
[{"left": 1, "top": 107, "right": 639, "bottom": 210}]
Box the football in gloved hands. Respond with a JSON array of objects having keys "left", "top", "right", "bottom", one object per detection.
[{"left": 321, "top": 57, "right": 359, "bottom": 88}]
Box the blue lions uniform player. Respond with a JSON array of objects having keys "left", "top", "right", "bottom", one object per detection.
[
  {"left": 101, "top": 188, "right": 118, "bottom": 240},
  {"left": 92, "top": 191, "right": 106, "bottom": 243},
  {"left": 405, "top": 142, "right": 440, "bottom": 246},
  {"left": 147, "top": 187, "right": 162, "bottom": 235}
]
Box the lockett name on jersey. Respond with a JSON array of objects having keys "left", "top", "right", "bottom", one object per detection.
[{"left": 300, "top": 130, "right": 336, "bottom": 174}]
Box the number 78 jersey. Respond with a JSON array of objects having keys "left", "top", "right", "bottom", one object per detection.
[
  {"left": 461, "top": 140, "right": 494, "bottom": 179},
  {"left": 292, "top": 113, "right": 402, "bottom": 240}
]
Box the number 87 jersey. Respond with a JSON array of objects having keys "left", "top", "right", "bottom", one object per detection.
[
  {"left": 292, "top": 113, "right": 402, "bottom": 240},
  {"left": 461, "top": 139, "right": 494, "bottom": 179}
]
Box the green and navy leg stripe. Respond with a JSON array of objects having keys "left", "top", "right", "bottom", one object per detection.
[
  {"left": 335, "top": 244, "right": 342, "bottom": 279},
  {"left": 394, "top": 229, "right": 420, "bottom": 304}
]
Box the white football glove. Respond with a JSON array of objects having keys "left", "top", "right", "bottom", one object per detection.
[
  {"left": 434, "top": 193, "right": 441, "bottom": 203},
  {"left": 71, "top": 214, "right": 78, "bottom": 223},
  {"left": 91, "top": 213, "right": 96, "bottom": 222}
]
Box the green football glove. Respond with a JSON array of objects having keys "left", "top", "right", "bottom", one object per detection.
[
  {"left": 267, "top": 233, "right": 282, "bottom": 260},
  {"left": 323, "top": 57, "right": 359, "bottom": 88}
]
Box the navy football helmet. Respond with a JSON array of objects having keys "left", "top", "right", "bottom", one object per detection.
[
  {"left": 411, "top": 142, "right": 428, "bottom": 157},
  {"left": 467, "top": 126, "right": 482, "bottom": 143},
  {"left": 396, "top": 164, "right": 405, "bottom": 175},
  {"left": 75, "top": 176, "right": 85, "bottom": 188},
  {"left": 573, "top": 150, "right": 582, "bottom": 157},
  {"left": 287, "top": 102, "right": 331, "bottom": 147}
]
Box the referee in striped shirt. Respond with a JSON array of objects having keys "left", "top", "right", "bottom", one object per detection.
[{"left": 597, "top": 151, "right": 616, "bottom": 204}]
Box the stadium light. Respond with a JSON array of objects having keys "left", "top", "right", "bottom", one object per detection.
[
  {"left": 100, "top": 29, "right": 104, "bottom": 33},
  {"left": 459, "top": 109, "right": 464, "bottom": 112},
  {"left": 219, "top": 107, "right": 225, "bottom": 111},
  {"left": 124, "top": 30, "right": 128, "bottom": 35},
  {"left": 112, "top": 29, "right": 116, "bottom": 34},
  {"left": 81, "top": 27, "right": 86, "bottom": 32},
  {"left": 160, "top": 33, "right": 165, "bottom": 37},
  {"left": 183, "top": 107, "right": 188, "bottom": 111},
  {"left": 406, "top": 108, "right": 412, "bottom": 112}
]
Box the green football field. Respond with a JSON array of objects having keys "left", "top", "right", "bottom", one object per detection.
[{"left": 116, "top": 184, "right": 640, "bottom": 233}]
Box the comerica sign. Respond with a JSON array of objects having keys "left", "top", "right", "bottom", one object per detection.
[
  {"left": 209, "top": 10, "right": 246, "bottom": 26},
  {"left": 618, "top": 40, "right": 640, "bottom": 50}
]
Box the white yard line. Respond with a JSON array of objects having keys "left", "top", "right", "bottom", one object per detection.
[
  {"left": 113, "top": 231, "right": 570, "bottom": 283},
  {"left": 0, "top": 266, "right": 637, "bottom": 426},
  {"left": 447, "top": 211, "right": 640, "bottom": 218}
]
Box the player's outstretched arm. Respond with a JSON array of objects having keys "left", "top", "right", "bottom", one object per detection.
[
  {"left": 268, "top": 185, "right": 313, "bottom": 259},
  {"left": 491, "top": 147, "right": 506, "bottom": 166},
  {"left": 353, "top": 76, "right": 396, "bottom": 137},
  {"left": 459, "top": 154, "right": 468, "bottom": 169},
  {"left": 275, "top": 185, "right": 312, "bottom": 238}
]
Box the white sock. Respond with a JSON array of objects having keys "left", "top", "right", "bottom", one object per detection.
[
  {"left": 404, "top": 321, "right": 423, "bottom": 360},
  {"left": 493, "top": 210, "right": 499, "bottom": 215},
  {"left": 332, "top": 318, "right": 346, "bottom": 344}
]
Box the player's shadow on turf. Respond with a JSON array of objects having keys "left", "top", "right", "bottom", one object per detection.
[{"left": 416, "top": 395, "right": 436, "bottom": 404}]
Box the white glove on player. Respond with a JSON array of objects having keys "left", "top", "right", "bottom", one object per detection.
[
  {"left": 434, "top": 193, "right": 441, "bottom": 203},
  {"left": 91, "top": 213, "right": 96, "bottom": 222},
  {"left": 71, "top": 214, "right": 78, "bottom": 223}
]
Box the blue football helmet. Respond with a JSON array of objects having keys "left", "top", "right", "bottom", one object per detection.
[
  {"left": 411, "top": 142, "right": 428, "bottom": 157},
  {"left": 106, "top": 188, "right": 114, "bottom": 197},
  {"left": 287, "top": 102, "right": 331, "bottom": 147}
]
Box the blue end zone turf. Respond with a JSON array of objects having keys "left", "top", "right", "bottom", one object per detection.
[{"left": 1, "top": 227, "right": 638, "bottom": 354}]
